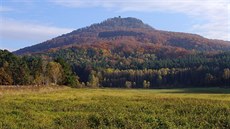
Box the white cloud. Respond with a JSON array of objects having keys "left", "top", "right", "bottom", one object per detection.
[
  {"left": 0, "top": 6, "right": 13, "bottom": 12},
  {"left": 51, "top": 0, "right": 230, "bottom": 41},
  {"left": 228, "top": 4, "right": 230, "bottom": 41},
  {"left": 0, "top": 18, "right": 73, "bottom": 42}
]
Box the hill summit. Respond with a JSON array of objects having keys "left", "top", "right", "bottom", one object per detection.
[
  {"left": 14, "top": 17, "right": 230, "bottom": 55},
  {"left": 94, "top": 17, "right": 153, "bottom": 29}
]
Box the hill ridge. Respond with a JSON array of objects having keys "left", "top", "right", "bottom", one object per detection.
[{"left": 14, "top": 17, "right": 230, "bottom": 55}]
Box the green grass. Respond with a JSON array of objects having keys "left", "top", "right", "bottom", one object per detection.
[{"left": 0, "top": 87, "right": 230, "bottom": 129}]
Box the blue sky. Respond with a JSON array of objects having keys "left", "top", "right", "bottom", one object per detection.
[{"left": 0, "top": 0, "right": 229, "bottom": 51}]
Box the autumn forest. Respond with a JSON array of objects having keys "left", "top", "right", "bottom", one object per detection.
[{"left": 1, "top": 17, "right": 230, "bottom": 88}]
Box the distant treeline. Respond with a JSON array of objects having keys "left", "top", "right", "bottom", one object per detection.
[
  {"left": 0, "top": 49, "right": 229, "bottom": 88},
  {"left": 101, "top": 68, "right": 230, "bottom": 88}
]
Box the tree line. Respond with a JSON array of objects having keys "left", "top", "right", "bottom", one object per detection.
[
  {"left": 100, "top": 68, "right": 230, "bottom": 88},
  {"left": 0, "top": 50, "right": 79, "bottom": 86},
  {"left": 0, "top": 49, "right": 229, "bottom": 88}
]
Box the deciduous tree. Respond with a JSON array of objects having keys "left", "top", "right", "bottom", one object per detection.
[{"left": 47, "top": 62, "right": 63, "bottom": 85}]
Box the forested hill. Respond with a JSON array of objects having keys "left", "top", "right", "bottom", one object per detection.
[
  {"left": 1, "top": 17, "right": 230, "bottom": 88},
  {"left": 14, "top": 17, "right": 230, "bottom": 55}
]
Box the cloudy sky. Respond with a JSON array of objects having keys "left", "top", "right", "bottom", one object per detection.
[{"left": 0, "top": 0, "right": 229, "bottom": 51}]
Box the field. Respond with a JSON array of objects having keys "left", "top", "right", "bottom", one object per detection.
[{"left": 0, "top": 86, "right": 230, "bottom": 129}]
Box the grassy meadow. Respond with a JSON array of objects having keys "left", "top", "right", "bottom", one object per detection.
[{"left": 0, "top": 86, "right": 230, "bottom": 129}]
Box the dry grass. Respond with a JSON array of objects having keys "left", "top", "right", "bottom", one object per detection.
[
  {"left": 0, "top": 85, "right": 69, "bottom": 96},
  {"left": 0, "top": 87, "right": 230, "bottom": 128}
]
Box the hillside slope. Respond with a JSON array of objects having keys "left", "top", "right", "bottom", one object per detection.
[{"left": 14, "top": 17, "right": 230, "bottom": 55}]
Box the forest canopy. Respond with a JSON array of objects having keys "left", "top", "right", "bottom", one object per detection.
[{"left": 0, "top": 49, "right": 229, "bottom": 88}]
